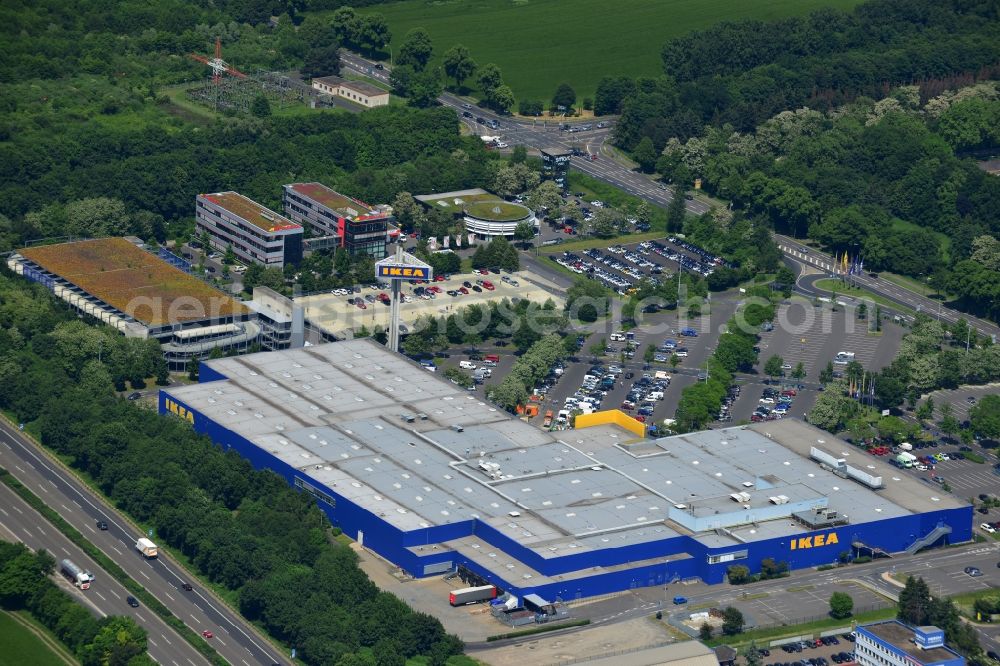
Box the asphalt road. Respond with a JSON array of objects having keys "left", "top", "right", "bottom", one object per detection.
[
  {"left": 0, "top": 420, "right": 287, "bottom": 666},
  {"left": 778, "top": 235, "right": 1000, "bottom": 340},
  {"left": 0, "top": 483, "right": 212, "bottom": 666}
]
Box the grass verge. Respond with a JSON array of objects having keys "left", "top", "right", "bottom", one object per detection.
[
  {"left": 486, "top": 618, "right": 590, "bottom": 642},
  {"left": 812, "top": 279, "right": 919, "bottom": 317},
  {"left": 0, "top": 610, "right": 77, "bottom": 666},
  {"left": 0, "top": 468, "right": 227, "bottom": 666},
  {"left": 704, "top": 606, "right": 895, "bottom": 647}
]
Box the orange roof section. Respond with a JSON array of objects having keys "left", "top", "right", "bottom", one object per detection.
[
  {"left": 21, "top": 238, "right": 248, "bottom": 326},
  {"left": 201, "top": 192, "right": 301, "bottom": 233}
]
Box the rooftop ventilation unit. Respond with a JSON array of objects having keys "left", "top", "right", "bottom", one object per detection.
[
  {"left": 417, "top": 413, "right": 428, "bottom": 420},
  {"left": 768, "top": 495, "right": 790, "bottom": 505},
  {"left": 401, "top": 414, "right": 415, "bottom": 423},
  {"left": 729, "top": 491, "right": 751, "bottom": 503},
  {"left": 451, "top": 424, "right": 464, "bottom": 433}
]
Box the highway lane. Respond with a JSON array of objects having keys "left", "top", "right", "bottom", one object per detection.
[
  {"left": 0, "top": 482, "right": 211, "bottom": 666},
  {"left": 0, "top": 421, "right": 286, "bottom": 666},
  {"left": 777, "top": 234, "right": 1000, "bottom": 340}
]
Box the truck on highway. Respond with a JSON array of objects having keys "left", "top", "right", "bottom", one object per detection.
[
  {"left": 60, "top": 559, "right": 94, "bottom": 590},
  {"left": 449, "top": 584, "right": 498, "bottom": 606},
  {"left": 135, "top": 537, "right": 158, "bottom": 558}
]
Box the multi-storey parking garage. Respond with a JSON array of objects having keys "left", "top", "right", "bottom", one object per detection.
[{"left": 160, "top": 340, "right": 972, "bottom": 601}]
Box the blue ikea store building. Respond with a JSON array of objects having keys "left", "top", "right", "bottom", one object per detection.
[{"left": 160, "top": 341, "right": 972, "bottom": 601}]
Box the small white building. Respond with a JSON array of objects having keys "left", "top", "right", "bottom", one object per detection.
[{"left": 312, "top": 76, "right": 390, "bottom": 108}]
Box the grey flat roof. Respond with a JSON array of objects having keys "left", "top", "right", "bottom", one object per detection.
[
  {"left": 164, "top": 340, "right": 963, "bottom": 559},
  {"left": 862, "top": 621, "right": 961, "bottom": 665}
]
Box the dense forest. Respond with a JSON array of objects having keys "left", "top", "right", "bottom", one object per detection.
[
  {"left": 596, "top": 0, "right": 1000, "bottom": 322},
  {"left": 0, "top": 540, "right": 153, "bottom": 666},
  {"left": 0, "top": 0, "right": 497, "bottom": 252},
  {"left": 0, "top": 270, "right": 468, "bottom": 666},
  {"left": 605, "top": 0, "right": 1000, "bottom": 144}
]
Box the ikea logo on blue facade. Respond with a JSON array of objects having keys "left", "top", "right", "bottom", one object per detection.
[
  {"left": 789, "top": 531, "right": 839, "bottom": 550},
  {"left": 377, "top": 265, "right": 429, "bottom": 279},
  {"left": 164, "top": 398, "right": 195, "bottom": 424}
]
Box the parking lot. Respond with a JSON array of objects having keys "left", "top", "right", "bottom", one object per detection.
[
  {"left": 296, "top": 268, "right": 564, "bottom": 338},
  {"left": 552, "top": 236, "right": 726, "bottom": 295},
  {"left": 925, "top": 384, "right": 1000, "bottom": 426}
]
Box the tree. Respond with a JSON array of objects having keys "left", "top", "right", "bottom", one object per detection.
[
  {"left": 477, "top": 63, "right": 503, "bottom": 98},
  {"left": 670, "top": 354, "right": 681, "bottom": 370},
  {"left": 764, "top": 355, "right": 784, "bottom": 383},
  {"left": 251, "top": 95, "right": 271, "bottom": 118},
  {"left": 791, "top": 362, "right": 806, "bottom": 381},
  {"left": 898, "top": 576, "right": 932, "bottom": 626},
  {"left": 969, "top": 394, "right": 1000, "bottom": 439},
  {"left": 551, "top": 83, "right": 576, "bottom": 112},
  {"left": 726, "top": 564, "right": 750, "bottom": 584},
  {"left": 397, "top": 28, "right": 433, "bottom": 71},
  {"left": 518, "top": 99, "right": 543, "bottom": 116},
  {"left": 830, "top": 591, "right": 854, "bottom": 619},
  {"left": 819, "top": 361, "right": 834, "bottom": 384},
  {"left": 513, "top": 221, "right": 535, "bottom": 246},
  {"left": 490, "top": 84, "right": 515, "bottom": 115},
  {"left": 745, "top": 643, "right": 763, "bottom": 666},
  {"left": 939, "top": 402, "right": 960, "bottom": 439},
  {"left": 359, "top": 14, "right": 391, "bottom": 57},
  {"left": 666, "top": 186, "right": 686, "bottom": 231},
  {"left": 442, "top": 44, "right": 476, "bottom": 89},
  {"left": 633, "top": 136, "right": 658, "bottom": 174},
  {"left": 722, "top": 606, "right": 744, "bottom": 635},
  {"left": 301, "top": 44, "right": 341, "bottom": 80},
  {"left": 566, "top": 278, "right": 609, "bottom": 323},
  {"left": 406, "top": 68, "right": 443, "bottom": 108},
  {"left": 186, "top": 358, "right": 198, "bottom": 381},
  {"left": 699, "top": 622, "right": 713, "bottom": 640}
]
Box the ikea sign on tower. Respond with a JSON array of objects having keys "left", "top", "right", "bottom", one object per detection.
[{"left": 375, "top": 249, "right": 432, "bottom": 282}]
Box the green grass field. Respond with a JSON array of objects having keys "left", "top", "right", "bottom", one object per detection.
[
  {"left": 359, "top": 0, "right": 863, "bottom": 102},
  {"left": 0, "top": 611, "right": 77, "bottom": 666}
]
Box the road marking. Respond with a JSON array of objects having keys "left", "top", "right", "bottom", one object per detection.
[
  {"left": 187, "top": 659, "right": 197, "bottom": 666},
  {"left": 111, "top": 545, "right": 122, "bottom": 555},
  {"left": 242, "top": 660, "right": 251, "bottom": 666},
  {"left": 61, "top": 547, "right": 70, "bottom": 555},
  {"left": 15, "top": 464, "right": 25, "bottom": 472},
  {"left": 95, "top": 591, "right": 106, "bottom": 601},
  {"left": 0, "top": 508, "right": 6, "bottom": 516},
  {"left": 149, "top": 638, "right": 157, "bottom": 648},
  {"left": 22, "top": 528, "right": 33, "bottom": 538},
  {"left": 136, "top": 613, "right": 146, "bottom": 622},
  {"left": 161, "top": 634, "right": 172, "bottom": 645},
  {"left": 38, "top": 484, "right": 48, "bottom": 493},
  {"left": 139, "top": 569, "right": 150, "bottom": 580},
  {"left": 61, "top": 503, "right": 70, "bottom": 511},
  {"left": 165, "top": 592, "right": 174, "bottom": 601},
  {"left": 36, "top": 526, "right": 45, "bottom": 535},
  {"left": 215, "top": 636, "right": 226, "bottom": 646},
  {"left": 85, "top": 524, "right": 95, "bottom": 533},
  {"left": 109, "top": 590, "right": 121, "bottom": 599},
  {"left": 190, "top": 613, "right": 199, "bottom": 622}
]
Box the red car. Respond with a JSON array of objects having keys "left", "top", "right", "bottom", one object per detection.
[
  {"left": 201, "top": 630, "right": 214, "bottom": 639},
  {"left": 478, "top": 268, "right": 489, "bottom": 275},
  {"left": 482, "top": 281, "right": 495, "bottom": 291},
  {"left": 356, "top": 301, "right": 367, "bottom": 309},
  {"left": 434, "top": 275, "right": 445, "bottom": 282},
  {"left": 458, "top": 287, "right": 469, "bottom": 294},
  {"left": 634, "top": 415, "right": 646, "bottom": 423},
  {"left": 781, "top": 389, "right": 797, "bottom": 397}
]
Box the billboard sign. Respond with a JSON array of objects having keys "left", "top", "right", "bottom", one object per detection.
[{"left": 375, "top": 250, "right": 432, "bottom": 281}]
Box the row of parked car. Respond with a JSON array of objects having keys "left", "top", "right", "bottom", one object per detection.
[
  {"left": 620, "top": 371, "right": 670, "bottom": 422},
  {"left": 750, "top": 387, "right": 797, "bottom": 422},
  {"left": 555, "top": 252, "right": 635, "bottom": 293},
  {"left": 559, "top": 363, "right": 619, "bottom": 420},
  {"left": 583, "top": 248, "right": 648, "bottom": 282}
]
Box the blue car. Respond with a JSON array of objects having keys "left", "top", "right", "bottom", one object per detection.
[{"left": 680, "top": 328, "right": 698, "bottom": 336}]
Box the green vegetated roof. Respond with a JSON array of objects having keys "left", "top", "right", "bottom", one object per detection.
[{"left": 465, "top": 200, "right": 531, "bottom": 222}]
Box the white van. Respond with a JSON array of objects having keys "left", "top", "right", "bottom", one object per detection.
[
  {"left": 648, "top": 391, "right": 664, "bottom": 401},
  {"left": 459, "top": 360, "right": 477, "bottom": 370},
  {"left": 610, "top": 332, "right": 626, "bottom": 342}
]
